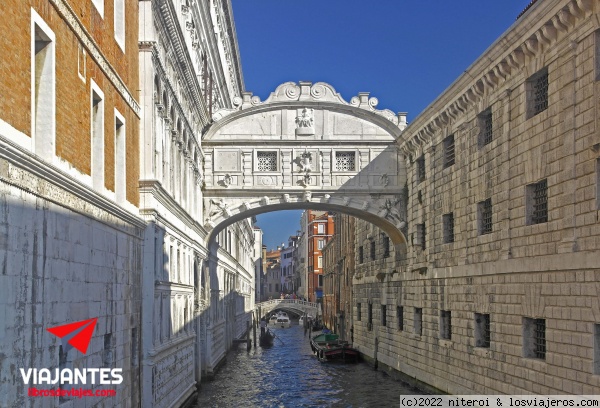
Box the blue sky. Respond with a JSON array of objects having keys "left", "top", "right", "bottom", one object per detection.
[{"left": 231, "top": 1, "right": 532, "bottom": 250}]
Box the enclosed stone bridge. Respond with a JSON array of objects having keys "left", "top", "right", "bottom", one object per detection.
[
  {"left": 202, "top": 81, "right": 409, "bottom": 246},
  {"left": 255, "top": 299, "right": 321, "bottom": 319}
]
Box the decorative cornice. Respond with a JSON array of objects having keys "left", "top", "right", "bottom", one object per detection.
[
  {"left": 0, "top": 136, "right": 146, "bottom": 232},
  {"left": 211, "top": 81, "right": 408, "bottom": 130},
  {"left": 398, "top": 0, "right": 593, "bottom": 156},
  {"left": 156, "top": 0, "right": 210, "bottom": 126},
  {"left": 49, "top": 0, "right": 141, "bottom": 117}
]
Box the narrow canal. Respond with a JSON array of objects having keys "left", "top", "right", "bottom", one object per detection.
[{"left": 195, "top": 324, "right": 426, "bottom": 407}]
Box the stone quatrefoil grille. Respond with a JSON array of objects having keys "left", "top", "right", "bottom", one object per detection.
[
  {"left": 257, "top": 152, "right": 277, "bottom": 171},
  {"left": 335, "top": 152, "right": 356, "bottom": 171}
]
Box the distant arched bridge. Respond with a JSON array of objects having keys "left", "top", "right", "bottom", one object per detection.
[{"left": 255, "top": 299, "right": 321, "bottom": 319}]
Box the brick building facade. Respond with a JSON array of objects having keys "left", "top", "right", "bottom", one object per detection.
[{"left": 0, "top": 0, "right": 142, "bottom": 406}]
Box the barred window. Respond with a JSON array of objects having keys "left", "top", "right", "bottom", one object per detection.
[
  {"left": 414, "top": 308, "right": 423, "bottom": 336},
  {"left": 443, "top": 134, "right": 455, "bottom": 168},
  {"left": 478, "top": 198, "right": 492, "bottom": 235},
  {"left": 383, "top": 235, "right": 390, "bottom": 258},
  {"left": 443, "top": 213, "right": 454, "bottom": 244},
  {"left": 416, "top": 155, "right": 426, "bottom": 184},
  {"left": 524, "top": 317, "right": 546, "bottom": 359},
  {"left": 397, "top": 306, "right": 404, "bottom": 331},
  {"left": 357, "top": 303, "right": 361, "bottom": 321},
  {"left": 416, "top": 223, "right": 426, "bottom": 249},
  {"left": 527, "top": 179, "right": 548, "bottom": 225},
  {"left": 440, "top": 310, "right": 452, "bottom": 340},
  {"left": 368, "top": 303, "right": 373, "bottom": 330},
  {"left": 335, "top": 152, "right": 356, "bottom": 171},
  {"left": 381, "top": 305, "right": 387, "bottom": 327},
  {"left": 478, "top": 108, "right": 493, "bottom": 147},
  {"left": 358, "top": 246, "right": 364, "bottom": 264},
  {"left": 475, "top": 313, "right": 491, "bottom": 348},
  {"left": 527, "top": 67, "right": 548, "bottom": 118},
  {"left": 257, "top": 151, "right": 277, "bottom": 171},
  {"left": 370, "top": 240, "right": 376, "bottom": 260}
]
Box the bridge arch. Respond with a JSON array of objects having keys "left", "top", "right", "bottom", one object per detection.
[{"left": 202, "top": 81, "right": 409, "bottom": 246}]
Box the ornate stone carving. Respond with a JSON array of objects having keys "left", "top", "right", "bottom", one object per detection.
[
  {"left": 378, "top": 198, "right": 404, "bottom": 225},
  {"left": 295, "top": 108, "right": 315, "bottom": 136},
  {"left": 207, "top": 198, "right": 230, "bottom": 218}
]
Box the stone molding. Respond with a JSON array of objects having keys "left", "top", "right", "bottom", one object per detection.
[
  {"left": 49, "top": 0, "right": 141, "bottom": 117},
  {"left": 139, "top": 179, "right": 208, "bottom": 240},
  {"left": 398, "top": 0, "right": 593, "bottom": 159},
  {"left": 155, "top": 0, "right": 210, "bottom": 125},
  {"left": 0, "top": 135, "right": 145, "bottom": 232}
]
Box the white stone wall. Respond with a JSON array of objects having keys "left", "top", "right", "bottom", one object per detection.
[{"left": 0, "top": 148, "right": 143, "bottom": 408}]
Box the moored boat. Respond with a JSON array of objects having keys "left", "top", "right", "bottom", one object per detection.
[
  {"left": 269, "top": 311, "right": 291, "bottom": 328},
  {"left": 259, "top": 329, "right": 275, "bottom": 347},
  {"left": 310, "top": 332, "right": 359, "bottom": 363}
]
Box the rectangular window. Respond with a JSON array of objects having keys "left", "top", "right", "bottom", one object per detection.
[
  {"left": 478, "top": 108, "right": 493, "bottom": 147},
  {"left": 527, "top": 179, "right": 548, "bottom": 225},
  {"left": 383, "top": 235, "right": 390, "bottom": 258},
  {"left": 475, "top": 313, "right": 491, "bottom": 348},
  {"left": 397, "top": 306, "right": 404, "bottom": 331},
  {"left": 381, "top": 305, "right": 387, "bottom": 327},
  {"left": 318, "top": 239, "right": 325, "bottom": 250},
  {"left": 317, "top": 223, "right": 325, "bottom": 234},
  {"left": 527, "top": 67, "right": 548, "bottom": 118},
  {"left": 357, "top": 303, "right": 361, "bottom": 321},
  {"left": 91, "top": 81, "right": 105, "bottom": 190},
  {"left": 256, "top": 151, "right": 277, "bottom": 171},
  {"left": 335, "top": 151, "right": 356, "bottom": 171},
  {"left": 416, "top": 155, "right": 426, "bottom": 184},
  {"left": 416, "top": 223, "right": 426, "bottom": 249},
  {"left": 114, "top": 0, "right": 125, "bottom": 51},
  {"left": 414, "top": 308, "right": 423, "bottom": 336},
  {"left": 358, "top": 246, "right": 363, "bottom": 263},
  {"left": 367, "top": 303, "right": 373, "bottom": 330},
  {"left": 443, "top": 213, "right": 454, "bottom": 244},
  {"left": 440, "top": 310, "right": 452, "bottom": 340},
  {"left": 443, "top": 134, "right": 455, "bottom": 168},
  {"left": 317, "top": 274, "right": 323, "bottom": 287},
  {"left": 523, "top": 317, "right": 546, "bottom": 359},
  {"left": 370, "top": 240, "right": 376, "bottom": 260},
  {"left": 114, "top": 110, "right": 126, "bottom": 204},
  {"left": 478, "top": 198, "right": 492, "bottom": 235},
  {"left": 317, "top": 256, "right": 323, "bottom": 268},
  {"left": 77, "top": 42, "right": 86, "bottom": 82},
  {"left": 32, "top": 10, "right": 56, "bottom": 160}
]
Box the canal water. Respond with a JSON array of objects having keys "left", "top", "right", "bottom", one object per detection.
[{"left": 195, "top": 324, "right": 425, "bottom": 407}]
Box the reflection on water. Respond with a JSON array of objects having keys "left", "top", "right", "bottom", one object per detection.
[{"left": 195, "top": 324, "right": 425, "bottom": 407}]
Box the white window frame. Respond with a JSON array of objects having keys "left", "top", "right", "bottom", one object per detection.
[
  {"left": 114, "top": 0, "right": 125, "bottom": 51},
  {"left": 92, "top": 0, "right": 104, "bottom": 18},
  {"left": 90, "top": 80, "right": 105, "bottom": 191},
  {"left": 317, "top": 223, "right": 325, "bottom": 234},
  {"left": 114, "top": 109, "right": 126, "bottom": 204},
  {"left": 31, "top": 9, "right": 56, "bottom": 161}
]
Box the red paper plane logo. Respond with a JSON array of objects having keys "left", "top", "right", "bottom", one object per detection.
[{"left": 46, "top": 318, "right": 98, "bottom": 354}]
